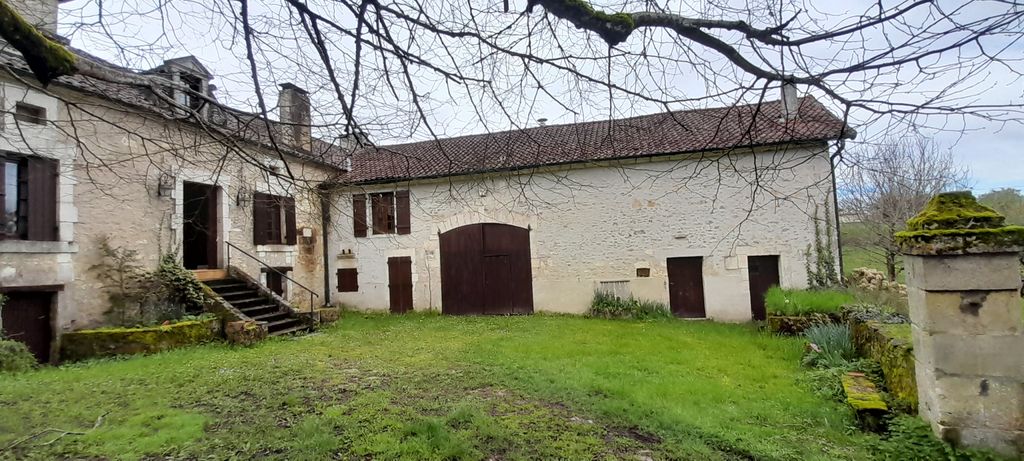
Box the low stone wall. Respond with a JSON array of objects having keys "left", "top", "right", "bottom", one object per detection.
[
  {"left": 851, "top": 319, "right": 917, "bottom": 411},
  {"left": 59, "top": 318, "right": 222, "bottom": 362},
  {"left": 766, "top": 313, "right": 839, "bottom": 335}
]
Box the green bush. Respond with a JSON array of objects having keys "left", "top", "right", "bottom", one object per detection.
[
  {"left": 765, "top": 286, "right": 854, "bottom": 316},
  {"left": 803, "top": 323, "right": 855, "bottom": 368},
  {"left": 0, "top": 339, "right": 36, "bottom": 373},
  {"left": 588, "top": 291, "right": 671, "bottom": 320},
  {"left": 872, "top": 415, "right": 1004, "bottom": 461}
]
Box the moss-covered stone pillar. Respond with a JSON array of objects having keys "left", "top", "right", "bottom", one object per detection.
[{"left": 897, "top": 191, "right": 1024, "bottom": 456}]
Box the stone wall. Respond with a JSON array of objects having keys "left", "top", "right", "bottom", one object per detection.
[
  {"left": 898, "top": 191, "right": 1024, "bottom": 456},
  {"left": 0, "top": 75, "right": 337, "bottom": 335},
  {"left": 327, "top": 144, "right": 837, "bottom": 320}
]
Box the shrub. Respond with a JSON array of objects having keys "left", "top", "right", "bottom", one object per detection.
[
  {"left": 588, "top": 291, "right": 671, "bottom": 320},
  {"left": 873, "top": 415, "right": 1003, "bottom": 461},
  {"left": 799, "top": 358, "right": 881, "bottom": 401},
  {"left": 803, "top": 323, "right": 855, "bottom": 368},
  {"left": 849, "top": 286, "right": 909, "bottom": 316},
  {"left": 0, "top": 339, "right": 36, "bottom": 373},
  {"left": 764, "top": 286, "right": 855, "bottom": 316},
  {"left": 843, "top": 303, "right": 909, "bottom": 325}
]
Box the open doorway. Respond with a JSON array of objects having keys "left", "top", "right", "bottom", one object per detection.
[{"left": 182, "top": 182, "right": 220, "bottom": 269}]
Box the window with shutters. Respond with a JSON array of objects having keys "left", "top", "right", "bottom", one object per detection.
[
  {"left": 336, "top": 268, "right": 358, "bottom": 292},
  {"left": 252, "top": 192, "right": 296, "bottom": 245},
  {"left": 1, "top": 154, "right": 58, "bottom": 241},
  {"left": 356, "top": 190, "right": 410, "bottom": 237}
]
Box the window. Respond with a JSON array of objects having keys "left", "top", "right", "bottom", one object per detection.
[
  {"left": 14, "top": 102, "right": 46, "bottom": 126},
  {"left": 1, "top": 154, "right": 58, "bottom": 241},
  {"left": 180, "top": 74, "right": 204, "bottom": 111},
  {"left": 354, "top": 190, "right": 409, "bottom": 237},
  {"left": 371, "top": 192, "right": 395, "bottom": 234},
  {"left": 253, "top": 192, "right": 296, "bottom": 245},
  {"left": 336, "top": 268, "right": 358, "bottom": 292}
]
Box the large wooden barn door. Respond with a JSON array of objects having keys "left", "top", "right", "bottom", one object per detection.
[
  {"left": 666, "top": 257, "right": 706, "bottom": 318},
  {"left": 439, "top": 223, "right": 533, "bottom": 315},
  {"left": 1, "top": 291, "right": 53, "bottom": 363},
  {"left": 747, "top": 255, "right": 780, "bottom": 321},
  {"left": 387, "top": 256, "right": 413, "bottom": 313}
]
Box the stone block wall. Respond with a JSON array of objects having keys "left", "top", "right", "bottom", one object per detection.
[{"left": 899, "top": 191, "right": 1024, "bottom": 457}]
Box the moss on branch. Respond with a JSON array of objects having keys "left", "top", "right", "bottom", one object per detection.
[
  {"left": 527, "top": 0, "right": 635, "bottom": 46},
  {"left": 0, "top": 0, "right": 77, "bottom": 85}
]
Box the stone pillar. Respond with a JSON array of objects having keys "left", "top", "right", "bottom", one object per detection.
[{"left": 897, "top": 191, "right": 1024, "bottom": 456}]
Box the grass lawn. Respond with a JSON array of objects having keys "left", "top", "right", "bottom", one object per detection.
[{"left": 0, "top": 314, "right": 876, "bottom": 460}]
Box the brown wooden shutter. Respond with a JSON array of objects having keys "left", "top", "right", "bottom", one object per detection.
[
  {"left": 396, "top": 190, "right": 410, "bottom": 235},
  {"left": 283, "top": 196, "right": 297, "bottom": 245},
  {"left": 25, "top": 157, "right": 58, "bottom": 241},
  {"left": 252, "top": 192, "right": 269, "bottom": 244},
  {"left": 336, "top": 268, "right": 358, "bottom": 292},
  {"left": 352, "top": 194, "right": 367, "bottom": 237}
]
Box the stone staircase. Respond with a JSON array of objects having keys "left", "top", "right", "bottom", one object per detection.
[{"left": 202, "top": 276, "right": 313, "bottom": 336}]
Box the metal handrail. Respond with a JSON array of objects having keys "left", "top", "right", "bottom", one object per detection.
[{"left": 225, "top": 241, "right": 319, "bottom": 313}]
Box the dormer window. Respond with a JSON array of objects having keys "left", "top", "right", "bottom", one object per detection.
[
  {"left": 179, "top": 73, "right": 204, "bottom": 111},
  {"left": 148, "top": 56, "right": 213, "bottom": 115}
]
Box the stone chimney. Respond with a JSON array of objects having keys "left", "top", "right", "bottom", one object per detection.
[
  {"left": 278, "top": 83, "right": 311, "bottom": 152},
  {"left": 780, "top": 82, "right": 799, "bottom": 120},
  {"left": 8, "top": 0, "right": 61, "bottom": 35}
]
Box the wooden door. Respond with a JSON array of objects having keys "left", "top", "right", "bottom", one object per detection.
[
  {"left": 666, "top": 257, "right": 706, "bottom": 318},
  {"left": 182, "top": 182, "right": 219, "bottom": 269},
  {"left": 439, "top": 223, "right": 533, "bottom": 315},
  {"left": 747, "top": 255, "right": 780, "bottom": 321},
  {"left": 1, "top": 291, "right": 53, "bottom": 363},
  {"left": 388, "top": 256, "right": 413, "bottom": 313}
]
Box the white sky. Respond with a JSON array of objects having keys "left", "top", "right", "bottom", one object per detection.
[{"left": 55, "top": 0, "right": 1024, "bottom": 193}]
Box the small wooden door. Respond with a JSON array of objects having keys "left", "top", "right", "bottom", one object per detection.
[
  {"left": 1, "top": 291, "right": 53, "bottom": 363},
  {"left": 388, "top": 256, "right": 413, "bottom": 313},
  {"left": 747, "top": 255, "right": 780, "bottom": 321},
  {"left": 666, "top": 257, "right": 706, "bottom": 318}
]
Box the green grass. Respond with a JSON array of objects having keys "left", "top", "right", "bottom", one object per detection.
[
  {"left": 840, "top": 222, "right": 906, "bottom": 283},
  {"left": 765, "top": 286, "right": 856, "bottom": 316},
  {"left": 0, "top": 314, "right": 877, "bottom": 460}
]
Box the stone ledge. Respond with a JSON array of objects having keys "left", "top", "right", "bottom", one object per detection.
[{"left": 0, "top": 240, "right": 78, "bottom": 254}]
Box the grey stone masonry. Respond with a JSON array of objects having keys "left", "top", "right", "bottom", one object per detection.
[{"left": 898, "top": 191, "right": 1024, "bottom": 457}]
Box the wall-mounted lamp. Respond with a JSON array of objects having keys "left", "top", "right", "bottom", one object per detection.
[
  {"left": 236, "top": 188, "right": 251, "bottom": 208},
  {"left": 157, "top": 173, "right": 175, "bottom": 197}
]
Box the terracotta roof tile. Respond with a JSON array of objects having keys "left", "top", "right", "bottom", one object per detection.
[{"left": 347, "top": 96, "right": 847, "bottom": 184}]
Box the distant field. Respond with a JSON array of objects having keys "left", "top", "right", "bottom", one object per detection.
[{"left": 839, "top": 222, "right": 905, "bottom": 283}]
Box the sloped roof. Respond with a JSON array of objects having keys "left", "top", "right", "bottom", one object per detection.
[
  {"left": 346, "top": 96, "right": 849, "bottom": 184},
  {"left": 0, "top": 48, "right": 354, "bottom": 169}
]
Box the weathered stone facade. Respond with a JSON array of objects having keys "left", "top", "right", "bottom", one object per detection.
[
  {"left": 328, "top": 144, "right": 837, "bottom": 320},
  {"left": 0, "top": 75, "right": 338, "bottom": 340}
]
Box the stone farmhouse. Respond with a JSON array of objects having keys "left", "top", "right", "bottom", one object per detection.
[{"left": 0, "top": 0, "right": 848, "bottom": 362}]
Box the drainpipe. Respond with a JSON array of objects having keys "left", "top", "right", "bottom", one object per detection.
[
  {"left": 831, "top": 142, "right": 845, "bottom": 282},
  {"left": 320, "top": 188, "right": 331, "bottom": 306}
]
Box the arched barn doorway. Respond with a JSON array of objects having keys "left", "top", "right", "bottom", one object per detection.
[{"left": 439, "top": 223, "right": 534, "bottom": 315}]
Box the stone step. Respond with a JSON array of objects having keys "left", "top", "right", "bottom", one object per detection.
[
  {"left": 268, "top": 323, "right": 311, "bottom": 336},
  {"left": 842, "top": 372, "right": 888, "bottom": 433}
]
